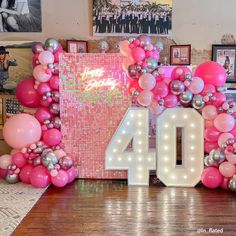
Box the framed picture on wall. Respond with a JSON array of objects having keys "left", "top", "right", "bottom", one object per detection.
[
  {"left": 225, "top": 88, "right": 236, "bottom": 101},
  {"left": 170, "top": 45, "right": 191, "bottom": 65},
  {"left": 66, "top": 41, "right": 88, "bottom": 53},
  {"left": 212, "top": 45, "right": 236, "bottom": 83}
]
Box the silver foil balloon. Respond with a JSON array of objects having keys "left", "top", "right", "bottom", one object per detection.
[
  {"left": 180, "top": 91, "right": 193, "bottom": 104},
  {"left": 49, "top": 103, "right": 60, "bottom": 115},
  {"left": 59, "top": 156, "right": 73, "bottom": 170},
  {"left": 52, "top": 91, "right": 60, "bottom": 103},
  {"left": 42, "top": 151, "right": 58, "bottom": 167},
  {"left": 209, "top": 149, "right": 225, "bottom": 164},
  {"left": 33, "top": 157, "right": 41, "bottom": 166},
  {"left": 192, "top": 95, "right": 205, "bottom": 110},
  {"left": 128, "top": 65, "right": 138, "bottom": 78},
  {"left": 5, "top": 173, "right": 19, "bottom": 184},
  {"left": 45, "top": 38, "right": 59, "bottom": 52},
  {"left": 228, "top": 178, "right": 236, "bottom": 192},
  {"left": 137, "top": 35, "right": 151, "bottom": 47},
  {"left": 47, "top": 163, "right": 55, "bottom": 172},
  {"left": 99, "top": 40, "right": 109, "bottom": 53},
  {"left": 53, "top": 117, "right": 62, "bottom": 129},
  {"left": 155, "top": 41, "right": 164, "bottom": 52},
  {"left": 170, "top": 80, "right": 185, "bottom": 95},
  {"left": 32, "top": 42, "right": 44, "bottom": 54},
  {"left": 52, "top": 63, "right": 59, "bottom": 74},
  {"left": 146, "top": 57, "right": 158, "bottom": 71},
  {"left": 204, "top": 155, "right": 218, "bottom": 167}
]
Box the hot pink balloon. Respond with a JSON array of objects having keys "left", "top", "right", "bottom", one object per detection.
[
  {"left": 37, "top": 82, "right": 51, "bottom": 95},
  {"left": 33, "top": 65, "right": 52, "bottom": 83},
  {"left": 194, "top": 61, "right": 226, "bottom": 86},
  {"left": 16, "top": 78, "right": 40, "bottom": 108},
  {"left": 139, "top": 73, "right": 156, "bottom": 90},
  {"left": 204, "top": 127, "right": 221, "bottom": 142},
  {"left": 3, "top": 114, "right": 42, "bottom": 149},
  {"left": 152, "top": 81, "right": 168, "bottom": 98},
  {"left": 221, "top": 177, "right": 230, "bottom": 190},
  {"left": 205, "top": 120, "right": 214, "bottom": 128},
  {"left": 30, "top": 165, "right": 51, "bottom": 188},
  {"left": 164, "top": 94, "right": 178, "bottom": 108},
  {"left": 119, "top": 40, "right": 131, "bottom": 57},
  {"left": 34, "top": 107, "right": 53, "bottom": 124},
  {"left": 204, "top": 141, "right": 218, "bottom": 154},
  {"left": 19, "top": 164, "right": 33, "bottom": 184},
  {"left": 38, "top": 51, "right": 54, "bottom": 65},
  {"left": 130, "top": 47, "right": 146, "bottom": 63},
  {"left": 0, "top": 168, "right": 7, "bottom": 178},
  {"left": 201, "top": 167, "right": 223, "bottom": 188},
  {"left": 214, "top": 113, "right": 234, "bottom": 132},
  {"left": 212, "top": 92, "right": 226, "bottom": 107},
  {"left": 12, "top": 153, "right": 27, "bottom": 168},
  {"left": 0, "top": 155, "right": 12, "bottom": 169},
  {"left": 202, "top": 105, "right": 218, "bottom": 120},
  {"left": 49, "top": 75, "right": 59, "bottom": 90},
  {"left": 43, "top": 129, "right": 62, "bottom": 146},
  {"left": 137, "top": 90, "right": 153, "bottom": 107},
  {"left": 201, "top": 84, "right": 216, "bottom": 96},
  {"left": 188, "top": 77, "right": 204, "bottom": 94},
  {"left": 66, "top": 166, "right": 77, "bottom": 184},
  {"left": 51, "top": 169, "right": 68, "bottom": 187},
  {"left": 219, "top": 162, "right": 236, "bottom": 178},
  {"left": 217, "top": 133, "right": 234, "bottom": 147},
  {"left": 171, "top": 66, "right": 191, "bottom": 81}
]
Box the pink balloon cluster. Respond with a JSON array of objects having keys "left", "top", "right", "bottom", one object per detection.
[
  {"left": 121, "top": 35, "right": 236, "bottom": 192},
  {"left": 0, "top": 39, "right": 77, "bottom": 188}
]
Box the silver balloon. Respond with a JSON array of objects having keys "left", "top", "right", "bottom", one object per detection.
[
  {"left": 146, "top": 57, "right": 158, "bottom": 71},
  {"left": 155, "top": 41, "right": 164, "bottom": 52},
  {"left": 33, "top": 157, "right": 41, "bottom": 166},
  {"left": 99, "top": 40, "right": 109, "bottom": 53},
  {"left": 152, "top": 70, "right": 159, "bottom": 78},
  {"left": 204, "top": 155, "right": 218, "bottom": 167},
  {"left": 59, "top": 156, "right": 73, "bottom": 170},
  {"left": 49, "top": 103, "right": 60, "bottom": 115},
  {"left": 128, "top": 65, "right": 139, "bottom": 78},
  {"left": 47, "top": 163, "right": 55, "bottom": 172},
  {"left": 228, "top": 178, "right": 236, "bottom": 192},
  {"left": 170, "top": 80, "right": 185, "bottom": 95},
  {"left": 192, "top": 95, "right": 205, "bottom": 109},
  {"left": 128, "top": 37, "right": 135, "bottom": 43},
  {"left": 5, "top": 173, "right": 19, "bottom": 184},
  {"left": 45, "top": 38, "right": 59, "bottom": 52},
  {"left": 52, "top": 63, "right": 59, "bottom": 74},
  {"left": 209, "top": 149, "right": 225, "bottom": 164},
  {"left": 180, "top": 91, "right": 193, "bottom": 104},
  {"left": 137, "top": 35, "right": 151, "bottom": 47},
  {"left": 52, "top": 91, "right": 60, "bottom": 103},
  {"left": 42, "top": 151, "right": 58, "bottom": 167}
]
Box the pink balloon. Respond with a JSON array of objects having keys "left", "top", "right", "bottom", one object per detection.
[
  {"left": 164, "top": 94, "right": 178, "bottom": 108},
  {"left": 19, "top": 164, "right": 33, "bottom": 184},
  {"left": 3, "top": 114, "right": 42, "bottom": 149},
  {"left": 171, "top": 66, "right": 191, "bottom": 81},
  {"left": 51, "top": 170, "right": 68, "bottom": 187},
  {"left": 67, "top": 167, "right": 77, "bottom": 184},
  {"left": 0, "top": 155, "right": 12, "bottom": 169},
  {"left": 30, "top": 165, "right": 51, "bottom": 188},
  {"left": 217, "top": 133, "right": 234, "bottom": 147},
  {"left": 10, "top": 149, "right": 20, "bottom": 155},
  {"left": 130, "top": 47, "right": 146, "bottom": 63},
  {"left": 37, "top": 82, "right": 51, "bottom": 95},
  {"left": 219, "top": 162, "right": 236, "bottom": 178},
  {"left": 214, "top": 113, "right": 234, "bottom": 132},
  {"left": 12, "top": 153, "right": 27, "bottom": 168},
  {"left": 204, "top": 127, "right": 221, "bottom": 142},
  {"left": 139, "top": 73, "right": 156, "bottom": 90},
  {"left": 204, "top": 141, "right": 218, "bottom": 154},
  {"left": 43, "top": 129, "right": 62, "bottom": 146},
  {"left": 220, "top": 177, "right": 229, "bottom": 190},
  {"left": 39, "top": 51, "right": 55, "bottom": 65},
  {"left": 34, "top": 107, "right": 53, "bottom": 124},
  {"left": 225, "top": 151, "right": 236, "bottom": 165},
  {"left": 201, "top": 167, "right": 223, "bottom": 188},
  {"left": 16, "top": 78, "right": 40, "bottom": 108},
  {"left": 33, "top": 65, "right": 52, "bottom": 82},
  {"left": 40, "top": 98, "right": 52, "bottom": 107},
  {"left": 54, "top": 149, "right": 66, "bottom": 160},
  {"left": 149, "top": 101, "right": 165, "bottom": 115},
  {"left": 201, "top": 84, "right": 216, "bottom": 96},
  {"left": 152, "top": 81, "right": 168, "bottom": 98},
  {"left": 49, "top": 75, "right": 59, "bottom": 90},
  {"left": 119, "top": 40, "right": 131, "bottom": 57},
  {"left": 137, "top": 90, "right": 153, "bottom": 107},
  {"left": 230, "top": 125, "right": 236, "bottom": 137},
  {"left": 205, "top": 120, "right": 214, "bottom": 128},
  {"left": 151, "top": 50, "right": 160, "bottom": 60},
  {"left": 202, "top": 105, "right": 218, "bottom": 120},
  {"left": 122, "top": 57, "right": 133, "bottom": 72},
  {"left": 212, "top": 92, "right": 226, "bottom": 107},
  {"left": 0, "top": 168, "right": 7, "bottom": 179},
  {"left": 194, "top": 61, "right": 227, "bottom": 86},
  {"left": 188, "top": 77, "right": 204, "bottom": 94}
]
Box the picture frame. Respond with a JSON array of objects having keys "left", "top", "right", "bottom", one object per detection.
[
  {"left": 212, "top": 44, "right": 236, "bottom": 83},
  {"left": 224, "top": 88, "right": 236, "bottom": 101},
  {"left": 66, "top": 40, "right": 88, "bottom": 53},
  {"left": 170, "top": 45, "right": 191, "bottom": 65}
]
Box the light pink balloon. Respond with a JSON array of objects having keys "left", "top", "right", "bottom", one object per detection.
[
  {"left": 33, "top": 65, "right": 52, "bottom": 82},
  {"left": 122, "top": 57, "right": 133, "bottom": 72},
  {"left": 149, "top": 101, "right": 164, "bottom": 115},
  {"left": 202, "top": 105, "right": 218, "bottom": 120},
  {"left": 38, "top": 51, "right": 55, "bottom": 65},
  {"left": 225, "top": 151, "right": 236, "bottom": 164},
  {"left": 217, "top": 133, "right": 234, "bottom": 147},
  {"left": 3, "top": 114, "right": 42, "bottom": 149},
  {"left": 139, "top": 73, "right": 156, "bottom": 90},
  {"left": 188, "top": 77, "right": 204, "bottom": 94},
  {"left": 137, "top": 90, "right": 153, "bottom": 107},
  {"left": 0, "top": 155, "right": 12, "bottom": 169},
  {"left": 67, "top": 167, "right": 77, "bottom": 184},
  {"left": 54, "top": 149, "right": 67, "bottom": 160},
  {"left": 214, "top": 113, "right": 234, "bottom": 132},
  {"left": 10, "top": 149, "right": 20, "bottom": 155},
  {"left": 119, "top": 40, "right": 131, "bottom": 57},
  {"left": 51, "top": 169, "right": 68, "bottom": 187},
  {"left": 219, "top": 162, "right": 236, "bottom": 178},
  {"left": 205, "top": 120, "right": 214, "bottom": 128}
]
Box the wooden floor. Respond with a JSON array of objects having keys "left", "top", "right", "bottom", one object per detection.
[{"left": 13, "top": 179, "right": 236, "bottom": 236}]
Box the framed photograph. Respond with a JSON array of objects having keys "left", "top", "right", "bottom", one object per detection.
[
  {"left": 225, "top": 88, "right": 236, "bottom": 101},
  {"left": 170, "top": 45, "right": 191, "bottom": 65},
  {"left": 66, "top": 41, "right": 88, "bottom": 53},
  {"left": 93, "top": 0, "right": 173, "bottom": 37},
  {"left": 212, "top": 45, "right": 236, "bottom": 83}
]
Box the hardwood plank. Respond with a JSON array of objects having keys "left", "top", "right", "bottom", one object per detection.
[{"left": 13, "top": 180, "right": 236, "bottom": 236}]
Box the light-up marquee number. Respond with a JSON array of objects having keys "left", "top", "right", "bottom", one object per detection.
[{"left": 105, "top": 108, "right": 204, "bottom": 186}]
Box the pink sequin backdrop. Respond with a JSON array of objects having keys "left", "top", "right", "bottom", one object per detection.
[{"left": 60, "top": 54, "right": 131, "bottom": 179}]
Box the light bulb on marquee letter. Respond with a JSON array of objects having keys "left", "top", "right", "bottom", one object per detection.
[
  {"left": 105, "top": 108, "right": 156, "bottom": 185},
  {"left": 157, "top": 108, "right": 204, "bottom": 187}
]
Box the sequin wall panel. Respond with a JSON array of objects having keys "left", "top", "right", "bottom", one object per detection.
[{"left": 60, "top": 54, "right": 131, "bottom": 179}]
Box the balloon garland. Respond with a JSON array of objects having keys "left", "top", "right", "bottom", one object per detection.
[
  {"left": 120, "top": 35, "right": 236, "bottom": 192},
  {"left": 0, "top": 39, "right": 77, "bottom": 188}
]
